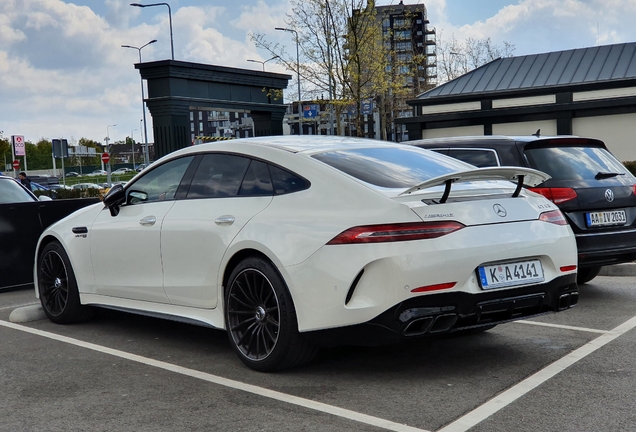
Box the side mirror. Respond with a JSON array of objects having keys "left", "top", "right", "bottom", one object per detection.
[
  {"left": 38, "top": 195, "right": 53, "bottom": 201},
  {"left": 103, "top": 183, "right": 126, "bottom": 216}
]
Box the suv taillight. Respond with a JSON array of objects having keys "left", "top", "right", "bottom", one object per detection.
[
  {"left": 529, "top": 187, "right": 577, "bottom": 204},
  {"left": 327, "top": 221, "right": 465, "bottom": 244}
]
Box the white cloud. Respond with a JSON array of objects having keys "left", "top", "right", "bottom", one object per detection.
[{"left": 432, "top": 0, "right": 636, "bottom": 56}]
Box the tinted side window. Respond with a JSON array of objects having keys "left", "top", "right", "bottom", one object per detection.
[
  {"left": 447, "top": 149, "right": 499, "bottom": 167},
  {"left": 127, "top": 156, "right": 193, "bottom": 204},
  {"left": 187, "top": 154, "right": 250, "bottom": 198},
  {"left": 239, "top": 160, "right": 274, "bottom": 196},
  {"left": 269, "top": 165, "right": 309, "bottom": 194}
]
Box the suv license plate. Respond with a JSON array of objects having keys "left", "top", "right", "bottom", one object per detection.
[
  {"left": 478, "top": 260, "right": 544, "bottom": 290},
  {"left": 585, "top": 210, "right": 626, "bottom": 227}
]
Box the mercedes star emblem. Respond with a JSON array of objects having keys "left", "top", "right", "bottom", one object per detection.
[{"left": 493, "top": 203, "right": 507, "bottom": 217}]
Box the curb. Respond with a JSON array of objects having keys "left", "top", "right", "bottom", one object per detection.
[
  {"left": 9, "top": 304, "right": 47, "bottom": 323},
  {"left": 599, "top": 263, "right": 636, "bottom": 277}
]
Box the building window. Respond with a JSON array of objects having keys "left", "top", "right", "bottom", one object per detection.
[
  {"left": 190, "top": 112, "right": 194, "bottom": 121},
  {"left": 190, "top": 123, "right": 194, "bottom": 132},
  {"left": 199, "top": 122, "right": 204, "bottom": 132},
  {"left": 198, "top": 111, "right": 202, "bottom": 121}
]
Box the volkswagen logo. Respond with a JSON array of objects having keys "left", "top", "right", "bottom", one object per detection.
[
  {"left": 493, "top": 203, "right": 507, "bottom": 217},
  {"left": 605, "top": 189, "right": 614, "bottom": 202}
]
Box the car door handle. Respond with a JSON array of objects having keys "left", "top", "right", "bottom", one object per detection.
[
  {"left": 215, "top": 215, "right": 235, "bottom": 225},
  {"left": 139, "top": 216, "right": 156, "bottom": 226}
]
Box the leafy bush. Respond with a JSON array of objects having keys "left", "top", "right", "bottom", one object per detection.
[
  {"left": 622, "top": 161, "right": 636, "bottom": 176},
  {"left": 33, "top": 188, "right": 104, "bottom": 200}
]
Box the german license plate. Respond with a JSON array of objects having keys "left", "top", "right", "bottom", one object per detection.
[
  {"left": 585, "top": 210, "right": 626, "bottom": 227},
  {"left": 478, "top": 260, "right": 544, "bottom": 290}
]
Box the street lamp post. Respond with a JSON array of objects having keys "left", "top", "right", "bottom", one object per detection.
[
  {"left": 275, "top": 27, "right": 302, "bottom": 135},
  {"left": 130, "top": 2, "right": 174, "bottom": 60},
  {"left": 247, "top": 56, "right": 278, "bottom": 71},
  {"left": 130, "top": 129, "right": 137, "bottom": 169},
  {"left": 122, "top": 39, "right": 157, "bottom": 166},
  {"left": 105, "top": 124, "right": 116, "bottom": 186}
]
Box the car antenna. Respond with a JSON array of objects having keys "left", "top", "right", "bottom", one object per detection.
[{"left": 532, "top": 129, "right": 541, "bottom": 137}]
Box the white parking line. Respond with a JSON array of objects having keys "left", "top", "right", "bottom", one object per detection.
[
  {"left": 0, "top": 302, "right": 39, "bottom": 311},
  {"left": 437, "top": 314, "right": 636, "bottom": 432},
  {"left": 514, "top": 319, "right": 609, "bottom": 334},
  {"left": 0, "top": 319, "right": 430, "bottom": 432}
]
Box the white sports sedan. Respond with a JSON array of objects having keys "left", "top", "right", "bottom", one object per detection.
[{"left": 34, "top": 136, "right": 578, "bottom": 371}]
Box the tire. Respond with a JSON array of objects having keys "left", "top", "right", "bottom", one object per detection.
[
  {"left": 225, "top": 257, "right": 317, "bottom": 372},
  {"left": 577, "top": 266, "right": 602, "bottom": 285},
  {"left": 37, "top": 241, "right": 95, "bottom": 324}
]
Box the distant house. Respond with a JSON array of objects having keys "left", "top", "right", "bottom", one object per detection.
[{"left": 397, "top": 42, "right": 636, "bottom": 161}]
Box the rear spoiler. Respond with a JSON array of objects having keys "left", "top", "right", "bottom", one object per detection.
[{"left": 399, "top": 167, "right": 550, "bottom": 203}]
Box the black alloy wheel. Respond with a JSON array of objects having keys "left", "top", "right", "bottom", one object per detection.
[
  {"left": 225, "top": 257, "right": 317, "bottom": 371},
  {"left": 227, "top": 267, "right": 281, "bottom": 362},
  {"left": 38, "top": 241, "right": 94, "bottom": 324}
]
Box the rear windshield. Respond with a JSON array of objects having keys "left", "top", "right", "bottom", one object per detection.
[
  {"left": 312, "top": 147, "right": 470, "bottom": 188},
  {"left": 524, "top": 146, "right": 632, "bottom": 181}
]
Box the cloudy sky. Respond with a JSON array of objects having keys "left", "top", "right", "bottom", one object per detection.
[{"left": 1, "top": 0, "right": 636, "bottom": 146}]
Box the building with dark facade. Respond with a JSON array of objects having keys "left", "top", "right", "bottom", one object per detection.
[{"left": 397, "top": 42, "right": 636, "bottom": 161}]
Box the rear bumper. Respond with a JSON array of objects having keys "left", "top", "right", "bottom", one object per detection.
[
  {"left": 303, "top": 274, "right": 578, "bottom": 346},
  {"left": 575, "top": 228, "right": 636, "bottom": 267}
]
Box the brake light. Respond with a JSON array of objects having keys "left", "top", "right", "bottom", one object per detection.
[
  {"left": 529, "top": 187, "right": 577, "bottom": 204},
  {"left": 327, "top": 221, "right": 465, "bottom": 244},
  {"left": 411, "top": 282, "right": 456, "bottom": 293},
  {"left": 539, "top": 209, "right": 568, "bottom": 225},
  {"left": 632, "top": 184, "right": 636, "bottom": 195}
]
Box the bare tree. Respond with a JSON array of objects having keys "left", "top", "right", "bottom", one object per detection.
[
  {"left": 251, "top": 0, "right": 404, "bottom": 137},
  {"left": 436, "top": 30, "right": 515, "bottom": 83}
]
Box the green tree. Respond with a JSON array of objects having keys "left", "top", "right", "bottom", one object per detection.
[{"left": 0, "top": 131, "right": 10, "bottom": 172}]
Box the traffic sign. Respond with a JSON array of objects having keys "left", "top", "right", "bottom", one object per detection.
[
  {"left": 12, "top": 135, "right": 25, "bottom": 156},
  {"left": 303, "top": 104, "right": 319, "bottom": 118},
  {"left": 101, "top": 152, "right": 110, "bottom": 164},
  {"left": 12, "top": 160, "right": 20, "bottom": 170}
]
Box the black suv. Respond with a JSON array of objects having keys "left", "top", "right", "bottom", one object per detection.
[{"left": 408, "top": 135, "right": 636, "bottom": 284}]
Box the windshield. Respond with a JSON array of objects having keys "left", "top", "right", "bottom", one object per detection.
[
  {"left": 524, "top": 146, "right": 632, "bottom": 181},
  {"left": 0, "top": 178, "right": 37, "bottom": 203},
  {"left": 312, "top": 146, "right": 472, "bottom": 188}
]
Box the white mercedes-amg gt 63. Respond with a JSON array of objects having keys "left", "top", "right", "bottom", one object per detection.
[{"left": 35, "top": 136, "right": 578, "bottom": 371}]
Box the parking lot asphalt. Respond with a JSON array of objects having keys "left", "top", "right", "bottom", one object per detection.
[{"left": 2, "top": 274, "right": 636, "bottom": 432}]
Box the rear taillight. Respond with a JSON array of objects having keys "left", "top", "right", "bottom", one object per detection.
[
  {"left": 327, "top": 221, "right": 465, "bottom": 244},
  {"left": 529, "top": 187, "right": 577, "bottom": 204},
  {"left": 539, "top": 209, "right": 568, "bottom": 225},
  {"left": 632, "top": 184, "right": 636, "bottom": 195}
]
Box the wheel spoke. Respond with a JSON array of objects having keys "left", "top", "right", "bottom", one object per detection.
[{"left": 229, "top": 291, "right": 254, "bottom": 310}]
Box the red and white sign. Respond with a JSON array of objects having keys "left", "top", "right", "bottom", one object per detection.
[
  {"left": 12, "top": 160, "right": 20, "bottom": 170},
  {"left": 101, "top": 152, "right": 110, "bottom": 164},
  {"left": 12, "top": 135, "right": 25, "bottom": 156}
]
